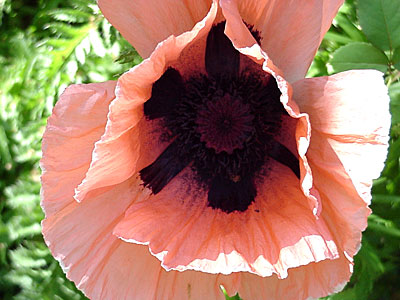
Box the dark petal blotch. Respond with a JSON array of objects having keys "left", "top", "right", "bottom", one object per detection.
[
  {"left": 205, "top": 22, "right": 240, "bottom": 79},
  {"left": 139, "top": 140, "right": 191, "bottom": 194},
  {"left": 144, "top": 67, "right": 184, "bottom": 120},
  {"left": 268, "top": 140, "right": 300, "bottom": 179},
  {"left": 208, "top": 176, "right": 257, "bottom": 213}
]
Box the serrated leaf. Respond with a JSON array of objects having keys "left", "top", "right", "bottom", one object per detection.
[
  {"left": 358, "top": 0, "right": 400, "bottom": 51},
  {"left": 6, "top": 194, "right": 38, "bottom": 209},
  {"left": 46, "top": 38, "right": 70, "bottom": 49},
  {"left": 71, "top": 0, "right": 95, "bottom": 13},
  {"left": 353, "top": 241, "right": 385, "bottom": 298},
  {"left": 16, "top": 223, "right": 42, "bottom": 239},
  {"left": 10, "top": 247, "right": 47, "bottom": 268},
  {"left": 88, "top": 30, "right": 106, "bottom": 57},
  {"left": 66, "top": 60, "right": 78, "bottom": 79},
  {"left": 46, "top": 23, "right": 94, "bottom": 78},
  {"left": 75, "top": 42, "right": 87, "bottom": 65},
  {"left": 0, "top": 123, "right": 13, "bottom": 165},
  {"left": 330, "top": 42, "right": 389, "bottom": 73},
  {"left": 115, "top": 48, "right": 142, "bottom": 66},
  {"left": 48, "top": 22, "right": 81, "bottom": 38}
]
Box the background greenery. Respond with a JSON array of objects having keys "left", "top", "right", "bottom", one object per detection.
[{"left": 0, "top": 0, "right": 399, "bottom": 299}]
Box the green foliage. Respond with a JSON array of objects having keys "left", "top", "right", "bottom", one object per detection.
[
  {"left": 317, "top": 1, "right": 400, "bottom": 299},
  {"left": 358, "top": 0, "right": 400, "bottom": 52},
  {"left": 389, "top": 82, "right": 400, "bottom": 136},
  {"left": 330, "top": 42, "right": 388, "bottom": 73},
  {"left": 0, "top": 0, "right": 399, "bottom": 299},
  {"left": 394, "top": 47, "right": 400, "bottom": 70},
  {"left": 225, "top": 293, "right": 241, "bottom": 300},
  {"left": 0, "top": 0, "right": 140, "bottom": 299}
]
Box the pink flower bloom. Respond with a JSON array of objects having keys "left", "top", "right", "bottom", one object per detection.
[{"left": 41, "top": 1, "right": 390, "bottom": 299}]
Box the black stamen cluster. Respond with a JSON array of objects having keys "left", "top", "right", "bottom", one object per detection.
[
  {"left": 163, "top": 73, "right": 284, "bottom": 185},
  {"left": 140, "top": 21, "right": 299, "bottom": 213}
]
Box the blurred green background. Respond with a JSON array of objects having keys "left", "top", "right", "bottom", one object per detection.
[{"left": 0, "top": 0, "right": 399, "bottom": 299}]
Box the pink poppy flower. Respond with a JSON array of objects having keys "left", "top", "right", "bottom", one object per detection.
[{"left": 41, "top": 0, "right": 390, "bottom": 299}]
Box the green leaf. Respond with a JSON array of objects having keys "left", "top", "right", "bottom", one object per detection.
[
  {"left": 0, "top": 221, "right": 10, "bottom": 244},
  {"left": 334, "top": 13, "right": 366, "bottom": 42},
  {"left": 46, "top": 23, "right": 94, "bottom": 79},
  {"left": 330, "top": 42, "right": 389, "bottom": 73},
  {"left": 0, "top": 122, "right": 13, "bottom": 166},
  {"left": 48, "top": 22, "right": 81, "bottom": 38},
  {"left": 225, "top": 292, "right": 241, "bottom": 300},
  {"left": 307, "top": 50, "right": 330, "bottom": 77},
  {"left": 353, "top": 241, "right": 385, "bottom": 298},
  {"left": 389, "top": 81, "right": 400, "bottom": 126},
  {"left": 358, "top": 0, "right": 400, "bottom": 51},
  {"left": 48, "top": 8, "right": 92, "bottom": 24},
  {"left": 323, "top": 288, "right": 356, "bottom": 300},
  {"left": 373, "top": 194, "right": 400, "bottom": 205},
  {"left": 393, "top": 47, "right": 400, "bottom": 70},
  {"left": 324, "top": 31, "right": 354, "bottom": 45},
  {"left": 368, "top": 214, "right": 400, "bottom": 238},
  {"left": 10, "top": 247, "right": 47, "bottom": 269},
  {"left": 115, "top": 48, "right": 142, "bottom": 65}
]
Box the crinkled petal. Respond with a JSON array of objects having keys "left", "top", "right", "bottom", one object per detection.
[
  {"left": 220, "top": 5, "right": 322, "bottom": 216},
  {"left": 98, "top": 0, "right": 213, "bottom": 58},
  {"left": 74, "top": 2, "right": 218, "bottom": 202},
  {"left": 84, "top": 242, "right": 230, "bottom": 300},
  {"left": 114, "top": 161, "right": 338, "bottom": 279},
  {"left": 293, "top": 70, "right": 390, "bottom": 205},
  {"left": 43, "top": 171, "right": 230, "bottom": 300},
  {"left": 40, "top": 80, "right": 229, "bottom": 300},
  {"left": 237, "top": 254, "right": 351, "bottom": 300},
  {"left": 220, "top": 0, "right": 343, "bottom": 82},
  {"left": 41, "top": 81, "right": 116, "bottom": 217},
  {"left": 41, "top": 3, "right": 389, "bottom": 300},
  {"left": 293, "top": 70, "right": 390, "bottom": 257}
]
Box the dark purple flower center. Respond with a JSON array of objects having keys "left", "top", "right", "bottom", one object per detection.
[
  {"left": 196, "top": 93, "right": 254, "bottom": 154},
  {"left": 140, "top": 22, "right": 300, "bottom": 213}
]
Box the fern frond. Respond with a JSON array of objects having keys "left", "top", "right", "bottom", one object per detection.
[{"left": 48, "top": 8, "right": 92, "bottom": 24}]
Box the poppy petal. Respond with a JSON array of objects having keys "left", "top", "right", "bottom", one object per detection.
[
  {"left": 98, "top": 0, "right": 213, "bottom": 58},
  {"left": 83, "top": 242, "right": 231, "bottom": 300},
  {"left": 73, "top": 2, "right": 218, "bottom": 202},
  {"left": 41, "top": 1, "right": 391, "bottom": 299},
  {"left": 81, "top": 238, "right": 236, "bottom": 299},
  {"left": 293, "top": 70, "right": 390, "bottom": 256},
  {"left": 215, "top": 8, "right": 322, "bottom": 217},
  {"left": 41, "top": 81, "right": 116, "bottom": 217},
  {"left": 43, "top": 173, "right": 229, "bottom": 300},
  {"left": 114, "top": 161, "right": 338, "bottom": 278},
  {"left": 237, "top": 254, "right": 352, "bottom": 299},
  {"left": 41, "top": 78, "right": 231, "bottom": 300},
  {"left": 220, "top": 0, "right": 344, "bottom": 82}
]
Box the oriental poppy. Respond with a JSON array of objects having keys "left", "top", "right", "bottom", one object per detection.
[{"left": 41, "top": 0, "right": 390, "bottom": 299}]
